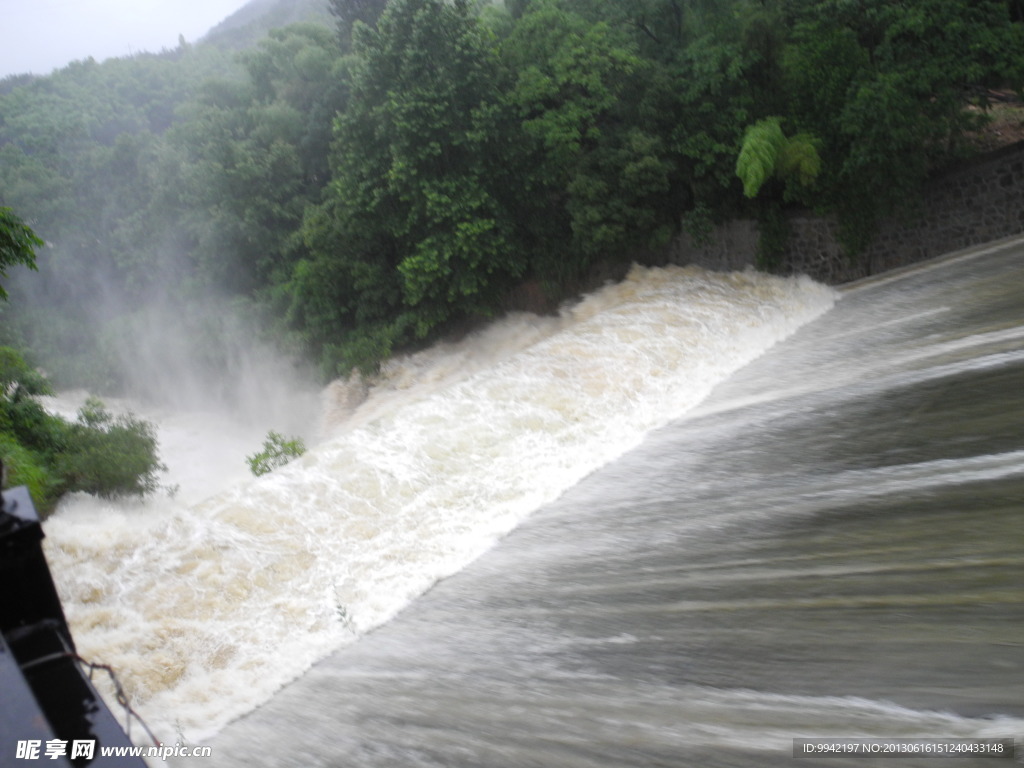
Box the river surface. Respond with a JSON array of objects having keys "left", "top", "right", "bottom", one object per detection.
[{"left": 42, "top": 239, "right": 1024, "bottom": 766}]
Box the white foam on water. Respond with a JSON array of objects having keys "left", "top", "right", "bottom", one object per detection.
[{"left": 40, "top": 265, "right": 836, "bottom": 740}]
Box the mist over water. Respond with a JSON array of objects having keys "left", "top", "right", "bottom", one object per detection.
[
  {"left": 105, "top": 300, "right": 323, "bottom": 431},
  {"left": 40, "top": 264, "right": 835, "bottom": 741}
]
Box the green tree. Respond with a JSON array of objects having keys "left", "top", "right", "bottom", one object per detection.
[
  {"left": 501, "top": 3, "right": 679, "bottom": 275},
  {"left": 328, "top": 0, "right": 389, "bottom": 44},
  {"left": 0, "top": 350, "right": 165, "bottom": 512},
  {"left": 298, "top": 0, "right": 525, "bottom": 374},
  {"left": 56, "top": 397, "right": 165, "bottom": 499},
  {"left": 777, "top": 0, "right": 1024, "bottom": 250},
  {"left": 0, "top": 43, "right": 242, "bottom": 387},
  {"left": 160, "top": 25, "right": 345, "bottom": 296},
  {"left": 0, "top": 208, "right": 42, "bottom": 300},
  {"left": 0, "top": 346, "right": 51, "bottom": 401}
]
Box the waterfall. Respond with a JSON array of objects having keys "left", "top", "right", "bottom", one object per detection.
[
  {"left": 42, "top": 264, "right": 835, "bottom": 742},
  {"left": 203, "top": 238, "right": 1024, "bottom": 766}
]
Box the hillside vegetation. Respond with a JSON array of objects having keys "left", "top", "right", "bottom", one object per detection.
[{"left": 1, "top": 0, "right": 1022, "bottom": 387}]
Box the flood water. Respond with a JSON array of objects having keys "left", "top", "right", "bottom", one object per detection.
[
  {"left": 199, "top": 238, "right": 1024, "bottom": 766},
  {"left": 44, "top": 264, "right": 834, "bottom": 745}
]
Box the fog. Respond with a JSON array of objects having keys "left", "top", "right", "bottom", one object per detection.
[{"left": 0, "top": 0, "right": 253, "bottom": 78}]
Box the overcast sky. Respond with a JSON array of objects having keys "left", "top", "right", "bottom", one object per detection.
[{"left": 0, "top": 0, "right": 253, "bottom": 79}]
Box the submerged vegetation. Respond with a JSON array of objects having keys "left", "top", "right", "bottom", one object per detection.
[
  {"left": 0, "top": 0, "right": 1022, "bottom": 392},
  {"left": 247, "top": 430, "right": 307, "bottom": 477}
]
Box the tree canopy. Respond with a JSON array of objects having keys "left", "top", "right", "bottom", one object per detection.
[{"left": 0, "top": 0, "right": 1021, "bottom": 383}]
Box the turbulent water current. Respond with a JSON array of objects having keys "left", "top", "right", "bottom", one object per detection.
[{"left": 39, "top": 244, "right": 1024, "bottom": 766}]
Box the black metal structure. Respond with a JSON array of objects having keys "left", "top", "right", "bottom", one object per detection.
[{"left": 1, "top": 473, "right": 147, "bottom": 767}]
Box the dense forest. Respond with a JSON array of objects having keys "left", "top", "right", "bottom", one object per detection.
[{"left": 2, "top": 0, "right": 1023, "bottom": 395}]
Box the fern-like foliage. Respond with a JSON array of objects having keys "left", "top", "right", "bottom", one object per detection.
[
  {"left": 736, "top": 119, "right": 822, "bottom": 200},
  {"left": 777, "top": 132, "right": 822, "bottom": 190},
  {"left": 736, "top": 117, "right": 786, "bottom": 198}
]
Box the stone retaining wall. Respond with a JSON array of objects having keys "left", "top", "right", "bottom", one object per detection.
[{"left": 669, "top": 140, "right": 1024, "bottom": 283}]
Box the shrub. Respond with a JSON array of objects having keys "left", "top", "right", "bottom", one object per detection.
[
  {"left": 56, "top": 397, "right": 165, "bottom": 498},
  {"left": 2, "top": 354, "right": 166, "bottom": 514},
  {"left": 246, "top": 431, "right": 306, "bottom": 477}
]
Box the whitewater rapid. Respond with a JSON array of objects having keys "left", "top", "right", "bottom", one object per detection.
[{"left": 40, "top": 264, "right": 836, "bottom": 740}]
